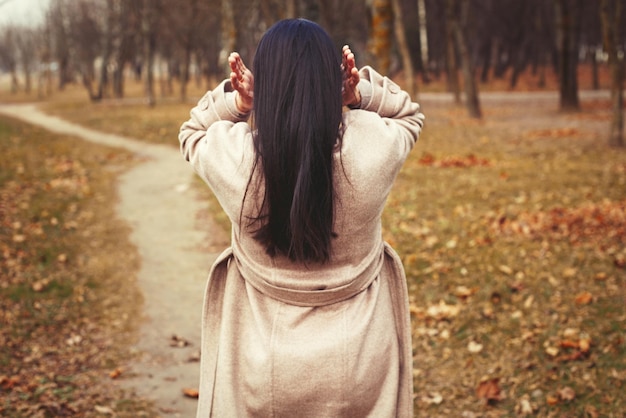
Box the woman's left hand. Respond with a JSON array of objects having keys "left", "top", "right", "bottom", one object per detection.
[
  {"left": 228, "top": 52, "right": 254, "bottom": 113},
  {"left": 341, "top": 45, "right": 361, "bottom": 108}
]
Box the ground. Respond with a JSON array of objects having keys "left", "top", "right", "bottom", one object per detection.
[
  {"left": 0, "top": 104, "right": 228, "bottom": 417},
  {"left": 0, "top": 85, "right": 623, "bottom": 417}
]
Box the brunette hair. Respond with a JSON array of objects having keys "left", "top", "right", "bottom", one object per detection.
[{"left": 245, "top": 19, "right": 342, "bottom": 263}]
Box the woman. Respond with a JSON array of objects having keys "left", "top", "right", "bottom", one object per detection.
[{"left": 179, "top": 19, "right": 424, "bottom": 418}]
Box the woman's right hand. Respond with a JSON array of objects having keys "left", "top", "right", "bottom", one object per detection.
[
  {"left": 341, "top": 45, "right": 361, "bottom": 108},
  {"left": 228, "top": 52, "right": 254, "bottom": 113}
]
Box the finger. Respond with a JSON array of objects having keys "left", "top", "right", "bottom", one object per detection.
[
  {"left": 230, "top": 72, "right": 239, "bottom": 88},
  {"left": 229, "top": 53, "right": 246, "bottom": 80}
]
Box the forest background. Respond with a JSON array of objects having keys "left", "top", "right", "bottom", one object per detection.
[{"left": 1, "top": 0, "right": 625, "bottom": 417}]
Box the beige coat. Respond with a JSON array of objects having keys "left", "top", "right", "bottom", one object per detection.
[{"left": 179, "top": 66, "right": 424, "bottom": 417}]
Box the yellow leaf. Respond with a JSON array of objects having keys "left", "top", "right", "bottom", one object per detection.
[{"left": 499, "top": 265, "right": 513, "bottom": 275}]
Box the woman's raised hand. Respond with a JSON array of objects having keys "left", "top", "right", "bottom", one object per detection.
[
  {"left": 228, "top": 52, "right": 254, "bottom": 113},
  {"left": 341, "top": 45, "right": 361, "bottom": 108}
]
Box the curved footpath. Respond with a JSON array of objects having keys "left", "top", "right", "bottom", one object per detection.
[{"left": 0, "top": 104, "right": 228, "bottom": 417}]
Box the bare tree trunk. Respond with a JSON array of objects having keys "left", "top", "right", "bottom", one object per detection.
[
  {"left": 600, "top": 0, "right": 624, "bottom": 147},
  {"left": 369, "top": 0, "right": 393, "bottom": 75},
  {"left": 10, "top": 68, "right": 19, "bottom": 93},
  {"left": 417, "top": 0, "right": 428, "bottom": 69},
  {"left": 448, "top": 0, "right": 482, "bottom": 119},
  {"left": 554, "top": 0, "right": 581, "bottom": 111},
  {"left": 591, "top": 50, "right": 599, "bottom": 90},
  {"left": 220, "top": 0, "right": 236, "bottom": 74},
  {"left": 92, "top": 0, "right": 115, "bottom": 102},
  {"left": 391, "top": 0, "right": 415, "bottom": 96},
  {"left": 444, "top": 0, "right": 461, "bottom": 103},
  {"left": 142, "top": 0, "right": 157, "bottom": 106}
]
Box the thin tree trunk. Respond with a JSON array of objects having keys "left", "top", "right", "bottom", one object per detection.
[
  {"left": 417, "top": 0, "right": 430, "bottom": 83},
  {"left": 94, "top": 0, "right": 115, "bottom": 102},
  {"left": 391, "top": 0, "right": 415, "bottom": 96},
  {"left": 600, "top": 0, "right": 624, "bottom": 147},
  {"left": 142, "top": 0, "right": 156, "bottom": 106},
  {"left": 10, "top": 67, "right": 19, "bottom": 93},
  {"left": 444, "top": 0, "right": 461, "bottom": 103},
  {"left": 369, "top": 0, "right": 393, "bottom": 75},
  {"left": 220, "top": 0, "right": 236, "bottom": 73},
  {"left": 591, "top": 50, "right": 599, "bottom": 90},
  {"left": 554, "top": 0, "right": 580, "bottom": 111},
  {"left": 449, "top": 0, "right": 480, "bottom": 117}
]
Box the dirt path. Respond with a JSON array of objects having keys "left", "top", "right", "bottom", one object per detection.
[{"left": 0, "top": 104, "right": 228, "bottom": 417}]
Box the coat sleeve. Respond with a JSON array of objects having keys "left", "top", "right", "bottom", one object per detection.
[
  {"left": 178, "top": 80, "right": 253, "bottom": 221},
  {"left": 354, "top": 66, "right": 425, "bottom": 157},
  {"left": 341, "top": 66, "right": 425, "bottom": 192}
]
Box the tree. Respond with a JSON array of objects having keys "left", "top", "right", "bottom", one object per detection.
[
  {"left": 368, "top": 0, "right": 393, "bottom": 75},
  {"left": 444, "top": 0, "right": 460, "bottom": 103},
  {"left": 46, "top": 0, "right": 73, "bottom": 90},
  {"left": 554, "top": 0, "right": 582, "bottom": 111},
  {"left": 142, "top": 0, "right": 159, "bottom": 106},
  {"left": 391, "top": 0, "right": 415, "bottom": 96},
  {"left": 446, "top": 0, "right": 481, "bottom": 118},
  {"left": 220, "top": 0, "right": 236, "bottom": 74},
  {"left": 600, "top": 0, "right": 624, "bottom": 147},
  {"left": 0, "top": 26, "right": 19, "bottom": 93}
]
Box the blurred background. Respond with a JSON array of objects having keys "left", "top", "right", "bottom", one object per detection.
[{"left": 0, "top": 0, "right": 624, "bottom": 119}]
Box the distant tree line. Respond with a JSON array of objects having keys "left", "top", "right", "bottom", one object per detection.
[{"left": 0, "top": 0, "right": 624, "bottom": 145}]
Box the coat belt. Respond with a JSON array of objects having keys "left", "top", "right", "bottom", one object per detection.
[{"left": 232, "top": 242, "right": 385, "bottom": 307}]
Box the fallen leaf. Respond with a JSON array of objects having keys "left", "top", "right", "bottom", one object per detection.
[
  {"left": 66, "top": 334, "right": 82, "bottom": 346},
  {"left": 519, "top": 398, "right": 533, "bottom": 415},
  {"left": 94, "top": 405, "right": 114, "bottom": 415},
  {"left": 12, "top": 234, "right": 26, "bottom": 243},
  {"left": 575, "top": 291, "right": 593, "bottom": 305},
  {"left": 426, "top": 300, "right": 461, "bottom": 320},
  {"left": 0, "top": 375, "right": 20, "bottom": 390},
  {"left": 545, "top": 346, "right": 560, "bottom": 357},
  {"left": 557, "top": 386, "right": 576, "bottom": 401},
  {"left": 183, "top": 388, "right": 199, "bottom": 398},
  {"left": 468, "top": 341, "right": 484, "bottom": 353},
  {"left": 421, "top": 392, "right": 443, "bottom": 405},
  {"left": 560, "top": 340, "right": 580, "bottom": 349},
  {"left": 499, "top": 265, "right": 513, "bottom": 275},
  {"left": 579, "top": 338, "right": 591, "bottom": 353},
  {"left": 170, "top": 334, "right": 190, "bottom": 347},
  {"left": 109, "top": 368, "right": 123, "bottom": 379},
  {"left": 563, "top": 268, "right": 577, "bottom": 278},
  {"left": 546, "top": 394, "right": 559, "bottom": 405},
  {"left": 476, "top": 378, "right": 503, "bottom": 403},
  {"left": 32, "top": 281, "right": 46, "bottom": 292},
  {"left": 584, "top": 404, "right": 599, "bottom": 418},
  {"left": 454, "top": 286, "right": 477, "bottom": 299}
]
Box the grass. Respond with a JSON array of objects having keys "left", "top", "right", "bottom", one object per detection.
[
  {"left": 390, "top": 102, "right": 625, "bottom": 416},
  {"left": 1, "top": 71, "right": 624, "bottom": 416},
  {"left": 0, "top": 116, "right": 156, "bottom": 416}
]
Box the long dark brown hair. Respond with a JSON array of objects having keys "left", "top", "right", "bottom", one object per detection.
[{"left": 244, "top": 19, "right": 343, "bottom": 263}]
